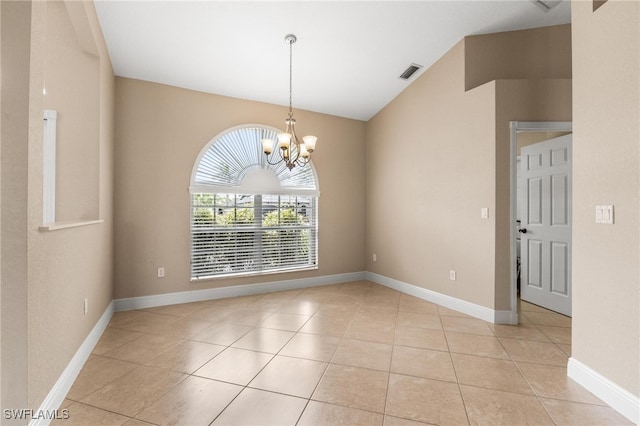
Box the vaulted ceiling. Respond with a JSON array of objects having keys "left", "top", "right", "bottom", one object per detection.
[{"left": 95, "top": 1, "right": 571, "bottom": 121}]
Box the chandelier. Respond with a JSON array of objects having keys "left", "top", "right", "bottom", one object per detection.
[{"left": 262, "top": 34, "right": 317, "bottom": 170}]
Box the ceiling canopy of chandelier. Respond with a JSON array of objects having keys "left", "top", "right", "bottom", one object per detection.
[{"left": 262, "top": 34, "right": 317, "bottom": 170}]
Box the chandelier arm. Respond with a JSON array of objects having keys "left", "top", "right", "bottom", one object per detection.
[
  {"left": 264, "top": 150, "right": 287, "bottom": 167},
  {"left": 287, "top": 144, "right": 299, "bottom": 165},
  {"left": 295, "top": 155, "right": 311, "bottom": 167},
  {"left": 265, "top": 143, "right": 298, "bottom": 169},
  {"left": 264, "top": 152, "right": 281, "bottom": 167},
  {"left": 289, "top": 124, "right": 301, "bottom": 163},
  {"left": 289, "top": 150, "right": 298, "bottom": 164}
]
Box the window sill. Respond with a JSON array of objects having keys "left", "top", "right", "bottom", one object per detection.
[
  {"left": 39, "top": 219, "right": 104, "bottom": 232},
  {"left": 190, "top": 265, "right": 318, "bottom": 282}
]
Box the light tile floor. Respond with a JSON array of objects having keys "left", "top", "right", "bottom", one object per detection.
[{"left": 54, "top": 281, "right": 632, "bottom": 426}]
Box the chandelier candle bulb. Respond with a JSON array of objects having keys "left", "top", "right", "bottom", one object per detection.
[
  {"left": 278, "top": 132, "right": 291, "bottom": 149},
  {"left": 262, "top": 139, "right": 274, "bottom": 155},
  {"left": 303, "top": 135, "right": 317, "bottom": 152}
]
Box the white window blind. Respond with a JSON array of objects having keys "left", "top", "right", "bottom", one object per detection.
[
  {"left": 192, "top": 126, "right": 317, "bottom": 190},
  {"left": 191, "top": 194, "right": 317, "bottom": 279},
  {"left": 190, "top": 125, "right": 319, "bottom": 280}
]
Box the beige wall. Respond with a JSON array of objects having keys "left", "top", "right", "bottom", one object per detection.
[
  {"left": 572, "top": 0, "right": 639, "bottom": 397},
  {"left": 366, "top": 26, "right": 572, "bottom": 312},
  {"left": 494, "top": 79, "right": 572, "bottom": 310},
  {"left": 1, "top": 0, "right": 32, "bottom": 415},
  {"left": 465, "top": 24, "right": 572, "bottom": 91},
  {"left": 366, "top": 40, "right": 497, "bottom": 308},
  {"left": 1, "top": 0, "right": 115, "bottom": 412},
  {"left": 113, "top": 78, "right": 366, "bottom": 299},
  {"left": 45, "top": 1, "right": 101, "bottom": 222}
]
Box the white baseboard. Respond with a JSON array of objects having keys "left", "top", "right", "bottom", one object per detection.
[
  {"left": 494, "top": 309, "right": 518, "bottom": 325},
  {"left": 30, "top": 301, "right": 114, "bottom": 426},
  {"left": 365, "top": 271, "right": 513, "bottom": 324},
  {"left": 113, "top": 271, "right": 367, "bottom": 311},
  {"left": 114, "top": 271, "right": 517, "bottom": 323},
  {"left": 567, "top": 358, "right": 639, "bottom": 425}
]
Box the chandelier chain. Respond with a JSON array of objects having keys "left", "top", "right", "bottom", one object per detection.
[{"left": 288, "top": 39, "right": 293, "bottom": 118}]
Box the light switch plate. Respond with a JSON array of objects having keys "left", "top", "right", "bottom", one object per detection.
[
  {"left": 595, "top": 205, "right": 614, "bottom": 224},
  {"left": 481, "top": 208, "right": 489, "bottom": 219}
]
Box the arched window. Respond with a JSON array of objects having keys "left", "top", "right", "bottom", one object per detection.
[{"left": 190, "top": 125, "right": 319, "bottom": 280}]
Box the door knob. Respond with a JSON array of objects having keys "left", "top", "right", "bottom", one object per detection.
[{"left": 518, "top": 228, "right": 528, "bottom": 234}]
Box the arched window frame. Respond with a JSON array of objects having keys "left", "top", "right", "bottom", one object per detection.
[{"left": 189, "top": 124, "right": 320, "bottom": 281}]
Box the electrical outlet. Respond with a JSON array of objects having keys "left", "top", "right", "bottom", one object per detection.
[
  {"left": 449, "top": 270, "right": 456, "bottom": 281},
  {"left": 84, "top": 298, "right": 88, "bottom": 315},
  {"left": 373, "top": 254, "right": 377, "bottom": 262},
  {"left": 157, "top": 267, "right": 165, "bottom": 278}
]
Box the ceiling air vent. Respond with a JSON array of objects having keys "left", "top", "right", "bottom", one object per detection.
[
  {"left": 399, "top": 63, "right": 423, "bottom": 80},
  {"left": 530, "top": 0, "right": 563, "bottom": 12}
]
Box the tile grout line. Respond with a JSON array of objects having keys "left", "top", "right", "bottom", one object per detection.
[
  {"left": 295, "top": 282, "right": 373, "bottom": 423},
  {"left": 205, "top": 291, "right": 284, "bottom": 426},
  {"left": 63, "top": 283, "right": 595, "bottom": 426},
  {"left": 382, "top": 297, "right": 401, "bottom": 420},
  {"left": 302, "top": 286, "right": 363, "bottom": 416},
  {"left": 502, "top": 308, "right": 568, "bottom": 425},
  {"left": 441, "top": 309, "right": 472, "bottom": 426},
  {"left": 212, "top": 284, "right": 355, "bottom": 425}
]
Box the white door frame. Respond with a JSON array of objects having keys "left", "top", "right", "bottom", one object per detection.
[{"left": 509, "top": 121, "right": 572, "bottom": 322}]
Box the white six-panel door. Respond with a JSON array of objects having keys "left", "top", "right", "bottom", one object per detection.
[{"left": 520, "top": 134, "right": 572, "bottom": 316}]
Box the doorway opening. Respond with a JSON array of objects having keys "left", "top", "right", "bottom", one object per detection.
[{"left": 509, "top": 121, "right": 573, "bottom": 321}]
